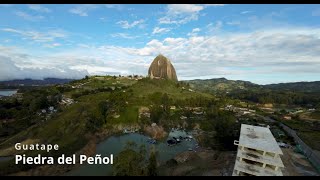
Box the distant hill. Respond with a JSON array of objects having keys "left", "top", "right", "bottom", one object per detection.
[
  {"left": 184, "top": 78, "right": 320, "bottom": 107},
  {"left": 0, "top": 78, "right": 75, "bottom": 87},
  {"left": 185, "top": 78, "right": 261, "bottom": 94},
  {"left": 185, "top": 78, "right": 320, "bottom": 94},
  {"left": 264, "top": 81, "right": 320, "bottom": 93}
]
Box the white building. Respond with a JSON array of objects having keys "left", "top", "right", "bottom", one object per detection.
[{"left": 233, "top": 124, "right": 284, "bottom": 176}]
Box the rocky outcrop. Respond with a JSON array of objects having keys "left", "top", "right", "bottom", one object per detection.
[
  {"left": 144, "top": 124, "right": 167, "bottom": 140},
  {"left": 148, "top": 54, "right": 178, "bottom": 81}
]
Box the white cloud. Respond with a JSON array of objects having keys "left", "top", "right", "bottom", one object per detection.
[
  {"left": 69, "top": 4, "right": 98, "bottom": 16},
  {"left": 116, "top": 19, "right": 145, "bottom": 29},
  {"left": 159, "top": 4, "right": 204, "bottom": 25},
  {"left": 1, "top": 28, "right": 67, "bottom": 43},
  {"left": 44, "top": 43, "right": 61, "bottom": 48},
  {"left": 167, "top": 4, "right": 204, "bottom": 13},
  {"left": 204, "top": 4, "right": 225, "bottom": 7},
  {"left": 206, "top": 21, "right": 223, "bottom": 34},
  {"left": 0, "top": 4, "right": 12, "bottom": 7},
  {"left": 100, "top": 28, "right": 320, "bottom": 82},
  {"left": 187, "top": 28, "right": 201, "bottom": 36},
  {"left": 0, "top": 54, "right": 89, "bottom": 81},
  {"left": 111, "top": 33, "right": 138, "bottom": 39},
  {"left": 241, "top": 11, "right": 252, "bottom": 14},
  {"left": 28, "top": 4, "right": 51, "bottom": 13},
  {"left": 192, "top": 28, "right": 200, "bottom": 32},
  {"left": 1, "top": 27, "right": 320, "bottom": 84},
  {"left": 3, "top": 39, "right": 11, "bottom": 43},
  {"left": 159, "top": 4, "right": 225, "bottom": 25},
  {"left": 14, "top": 11, "right": 44, "bottom": 21},
  {"left": 152, "top": 27, "right": 171, "bottom": 35},
  {"left": 105, "top": 4, "right": 123, "bottom": 10}
]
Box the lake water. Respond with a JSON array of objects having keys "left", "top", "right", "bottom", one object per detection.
[
  {"left": 66, "top": 130, "right": 197, "bottom": 176},
  {"left": 0, "top": 156, "right": 13, "bottom": 162},
  {"left": 0, "top": 90, "right": 17, "bottom": 96}
]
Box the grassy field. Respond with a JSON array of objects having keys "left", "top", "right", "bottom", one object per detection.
[
  {"left": 82, "top": 76, "right": 137, "bottom": 89},
  {"left": 130, "top": 78, "right": 214, "bottom": 104},
  {"left": 107, "top": 106, "right": 139, "bottom": 125}
]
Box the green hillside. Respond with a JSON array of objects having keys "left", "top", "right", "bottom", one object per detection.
[
  {"left": 264, "top": 81, "right": 320, "bottom": 93},
  {"left": 185, "top": 78, "right": 320, "bottom": 107},
  {"left": 185, "top": 78, "right": 260, "bottom": 94},
  {"left": 0, "top": 76, "right": 218, "bottom": 175}
]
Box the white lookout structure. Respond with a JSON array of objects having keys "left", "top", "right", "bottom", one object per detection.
[{"left": 233, "top": 124, "right": 285, "bottom": 176}]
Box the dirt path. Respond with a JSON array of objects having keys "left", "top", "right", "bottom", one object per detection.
[
  {"left": 158, "top": 150, "right": 237, "bottom": 176},
  {"left": 281, "top": 148, "right": 319, "bottom": 176}
]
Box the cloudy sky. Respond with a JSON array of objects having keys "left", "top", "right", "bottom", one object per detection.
[{"left": 0, "top": 4, "right": 320, "bottom": 84}]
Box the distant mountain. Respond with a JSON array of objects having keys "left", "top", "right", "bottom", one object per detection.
[
  {"left": 0, "top": 78, "right": 75, "bottom": 87},
  {"left": 185, "top": 78, "right": 320, "bottom": 94},
  {"left": 185, "top": 78, "right": 261, "bottom": 94},
  {"left": 264, "top": 81, "right": 320, "bottom": 93}
]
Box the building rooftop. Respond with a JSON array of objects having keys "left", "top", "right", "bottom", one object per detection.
[{"left": 237, "top": 124, "right": 283, "bottom": 155}]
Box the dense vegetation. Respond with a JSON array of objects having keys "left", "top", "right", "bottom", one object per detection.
[
  {"left": 187, "top": 78, "right": 320, "bottom": 107},
  {"left": 202, "top": 102, "right": 239, "bottom": 150},
  {"left": 112, "top": 142, "right": 157, "bottom": 176},
  {"left": 278, "top": 118, "right": 320, "bottom": 151},
  {"left": 229, "top": 89, "right": 320, "bottom": 107},
  {"left": 264, "top": 81, "right": 320, "bottom": 93},
  {"left": 0, "top": 87, "right": 62, "bottom": 138},
  {"left": 186, "top": 78, "right": 259, "bottom": 95}
]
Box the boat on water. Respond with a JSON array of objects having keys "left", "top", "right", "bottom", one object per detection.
[
  {"left": 167, "top": 139, "right": 177, "bottom": 146},
  {"left": 147, "top": 138, "right": 157, "bottom": 144}
]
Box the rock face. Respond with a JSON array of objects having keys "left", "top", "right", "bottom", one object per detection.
[
  {"left": 144, "top": 125, "right": 167, "bottom": 140},
  {"left": 148, "top": 54, "right": 178, "bottom": 81}
]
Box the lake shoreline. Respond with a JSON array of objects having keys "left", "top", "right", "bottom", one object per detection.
[
  {"left": 7, "top": 128, "right": 120, "bottom": 176},
  {"left": 7, "top": 126, "right": 160, "bottom": 176},
  {"left": 0, "top": 89, "right": 18, "bottom": 97},
  {"left": 6, "top": 125, "right": 197, "bottom": 176}
]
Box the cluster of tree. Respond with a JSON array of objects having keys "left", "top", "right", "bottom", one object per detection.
[
  {"left": 175, "top": 81, "right": 190, "bottom": 88},
  {"left": 229, "top": 89, "right": 320, "bottom": 107},
  {"left": 55, "top": 86, "right": 73, "bottom": 93},
  {"left": 85, "top": 106, "right": 105, "bottom": 132},
  {"left": 149, "top": 91, "right": 215, "bottom": 108},
  {"left": 0, "top": 88, "right": 61, "bottom": 118},
  {"left": 71, "top": 87, "right": 123, "bottom": 99},
  {"left": 112, "top": 142, "right": 157, "bottom": 176},
  {"left": 0, "top": 87, "right": 63, "bottom": 137},
  {"left": 149, "top": 93, "right": 170, "bottom": 124},
  {"left": 202, "top": 104, "right": 239, "bottom": 150},
  {"left": 85, "top": 90, "right": 131, "bottom": 131},
  {"left": 264, "top": 81, "right": 320, "bottom": 93},
  {"left": 174, "top": 96, "right": 212, "bottom": 107}
]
